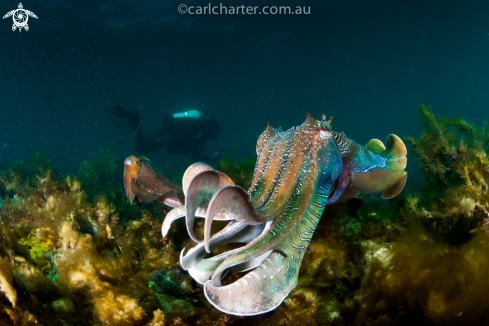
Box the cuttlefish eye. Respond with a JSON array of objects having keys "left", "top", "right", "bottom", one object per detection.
[
  {"left": 317, "top": 128, "right": 331, "bottom": 139},
  {"left": 125, "top": 159, "right": 134, "bottom": 165}
]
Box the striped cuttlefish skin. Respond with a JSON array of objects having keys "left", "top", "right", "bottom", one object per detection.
[{"left": 162, "top": 113, "right": 408, "bottom": 316}]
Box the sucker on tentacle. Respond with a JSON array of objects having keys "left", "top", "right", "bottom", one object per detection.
[{"left": 161, "top": 113, "right": 408, "bottom": 316}]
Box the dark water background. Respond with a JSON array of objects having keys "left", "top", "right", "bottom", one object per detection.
[{"left": 1, "top": 0, "right": 488, "bottom": 190}]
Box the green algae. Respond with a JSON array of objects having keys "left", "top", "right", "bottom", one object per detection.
[
  {"left": 215, "top": 152, "right": 256, "bottom": 188},
  {"left": 76, "top": 149, "right": 146, "bottom": 225},
  {"left": 77, "top": 149, "right": 119, "bottom": 201},
  {"left": 403, "top": 105, "right": 489, "bottom": 245},
  {"left": 18, "top": 230, "right": 52, "bottom": 275}
]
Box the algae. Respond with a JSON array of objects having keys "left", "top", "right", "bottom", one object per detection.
[
  {"left": 215, "top": 152, "right": 256, "bottom": 188},
  {"left": 404, "top": 105, "right": 489, "bottom": 244},
  {"left": 1, "top": 107, "right": 489, "bottom": 325}
]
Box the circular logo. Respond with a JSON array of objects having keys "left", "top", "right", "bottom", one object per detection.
[{"left": 13, "top": 9, "right": 28, "bottom": 27}]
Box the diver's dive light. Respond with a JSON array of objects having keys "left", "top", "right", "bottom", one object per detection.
[{"left": 173, "top": 110, "right": 201, "bottom": 119}]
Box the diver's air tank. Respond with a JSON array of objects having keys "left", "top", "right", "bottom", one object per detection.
[{"left": 173, "top": 110, "right": 201, "bottom": 119}]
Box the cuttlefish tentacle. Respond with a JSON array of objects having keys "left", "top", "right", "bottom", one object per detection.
[
  {"left": 182, "top": 162, "right": 214, "bottom": 196},
  {"left": 203, "top": 186, "right": 269, "bottom": 253},
  {"left": 123, "top": 156, "right": 183, "bottom": 207},
  {"left": 162, "top": 206, "right": 233, "bottom": 238},
  {"left": 185, "top": 169, "right": 234, "bottom": 242},
  {"left": 181, "top": 221, "right": 268, "bottom": 284}
]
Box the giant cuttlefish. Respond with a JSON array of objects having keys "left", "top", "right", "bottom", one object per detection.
[
  {"left": 123, "top": 155, "right": 183, "bottom": 208},
  {"left": 162, "top": 114, "right": 407, "bottom": 316}
]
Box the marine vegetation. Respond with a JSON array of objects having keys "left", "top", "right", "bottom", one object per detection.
[
  {"left": 403, "top": 104, "right": 489, "bottom": 244},
  {"left": 215, "top": 152, "right": 257, "bottom": 189},
  {"left": 348, "top": 106, "right": 489, "bottom": 326},
  {"left": 163, "top": 114, "right": 408, "bottom": 315},
  {"left": 1, "top": 107, "right": 489, "bottom": 325},
  {"left": 0, "top": 152, "right": 204, "bottom": 325}
]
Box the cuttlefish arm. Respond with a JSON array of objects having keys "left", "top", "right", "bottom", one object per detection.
[
  {"left": 123, "top": 155, "right": 183, "bottom": 207},
  {"left": 161, "top": 206, "right": 234, "bottom": 238},
  {"left": 181, "top": 220, "right": 268, "bottom": 284},
  {"left": 182, "top": 163, "right": 235, "bottom": 243}
]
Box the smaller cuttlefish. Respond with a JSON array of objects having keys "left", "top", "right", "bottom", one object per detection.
[{"left": 123, "top": 155, "right": 183, "bottom": 208}]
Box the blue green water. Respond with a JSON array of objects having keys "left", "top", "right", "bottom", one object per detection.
[{"left": 1, "top": 0, "right": 488, "bottom": 186}]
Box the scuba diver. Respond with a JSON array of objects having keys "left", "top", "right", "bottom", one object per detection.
[{"left": 106, "top": 105, "right": 221, "bottom": 161}]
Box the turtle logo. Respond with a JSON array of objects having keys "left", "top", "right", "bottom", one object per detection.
[{"left": 3, "top": 3, "right": 37, "bottom": 32}]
